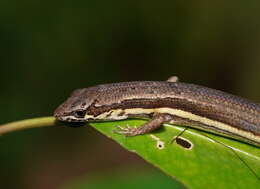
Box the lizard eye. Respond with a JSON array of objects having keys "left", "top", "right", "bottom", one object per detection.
[{"left": 74, "top": 110, "right": 86, "bottom": 118}]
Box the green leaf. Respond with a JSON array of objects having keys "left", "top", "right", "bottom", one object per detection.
[{"left": 89, "top": 119, "right": 260, "bottom": 189}]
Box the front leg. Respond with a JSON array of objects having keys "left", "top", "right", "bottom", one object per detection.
[{"left": 114, "top": 113, "right": 174, "bottom": 136}]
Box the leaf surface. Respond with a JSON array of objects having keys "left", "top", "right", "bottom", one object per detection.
[{"left": 90, "top": 119, "right": 260, "bottom": 189}]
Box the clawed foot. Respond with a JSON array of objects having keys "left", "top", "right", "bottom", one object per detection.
[{"left": 113, "top": 125, "right": 138, "bottom": 136}]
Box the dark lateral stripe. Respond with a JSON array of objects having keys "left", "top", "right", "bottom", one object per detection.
[
  {"left": 168, "top": 114, "right": 259, "bottom": 145},
  {"left": 87, "top": 97, "right": 259, "bottom": 136}
]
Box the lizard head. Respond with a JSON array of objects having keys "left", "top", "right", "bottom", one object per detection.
[{"left": 54, "top": 88, "right": 97, "bottom": 122}]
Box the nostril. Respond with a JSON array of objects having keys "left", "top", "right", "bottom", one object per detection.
[
  {"left": 53, "top": 109, "right": 60, "bottom": 118},
  {"left": 53, "top": 105, "right": 66, "bottom": 118},
  {"left": 54, "top": 107, "right": 61, "bottom": 117}
]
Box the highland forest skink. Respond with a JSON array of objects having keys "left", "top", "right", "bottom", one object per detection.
[{"left": 54, "top": 76, "right": 260, "bottom": 147}]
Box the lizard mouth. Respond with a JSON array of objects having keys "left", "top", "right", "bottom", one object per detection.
[
  {"left": 54, "top": 115, "right": 86, "bottom": 127},
  {"left": 58, "top": 118, "right": 86, "bottom": 127},
  {"left": 55, "top": 115, "right": 86, "bottom": 122}
]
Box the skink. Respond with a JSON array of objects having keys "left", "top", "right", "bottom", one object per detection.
[{"left": 54, "top": 77, "right": 260, "bottom": 147}]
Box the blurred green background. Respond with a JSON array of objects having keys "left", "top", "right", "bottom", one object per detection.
[{"left": 1, "top": 1, "right": 260, "bottom": 188}]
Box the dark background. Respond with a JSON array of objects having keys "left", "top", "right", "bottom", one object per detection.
[{"left": 1, "top": 1, "right": 260, "bottom": 188}]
